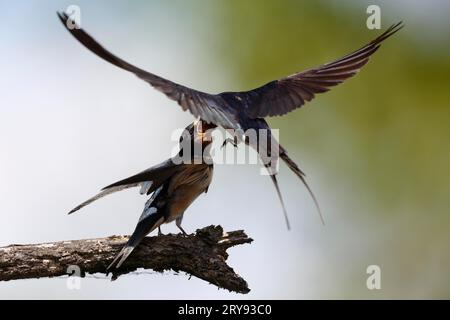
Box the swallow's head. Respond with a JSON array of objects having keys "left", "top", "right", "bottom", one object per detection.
[
  {"left": 178, "top": 120, "right": 216, "bottom": 161},
  {"left": 193, "top": 119, "right": 216, "bottom": 146}
]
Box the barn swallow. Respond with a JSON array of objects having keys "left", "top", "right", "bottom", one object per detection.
[
  {"left": 68, "top": 120, "right": 215, "bottom": 270},
  {"left": 58, "top": 12, "right": 402, "bottom": 226}
]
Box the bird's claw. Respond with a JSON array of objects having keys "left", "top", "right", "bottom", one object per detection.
[
  {"left": 177, "top": 226, "right": 189, "bottom": 236},
  {"left": 221, "top": 138, "right": 238, "bottom": 149}
]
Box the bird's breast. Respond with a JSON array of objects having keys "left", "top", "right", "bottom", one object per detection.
[{"left": 165, "top": 164, "right": 213, "bottom": 221}]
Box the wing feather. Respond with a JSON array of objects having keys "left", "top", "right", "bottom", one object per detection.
[
  {"left": 238, "top": 22, "right": 403, "bottom": 118},
  {"left": 57, "top": 12, "right": 238, "bottom": 129}
]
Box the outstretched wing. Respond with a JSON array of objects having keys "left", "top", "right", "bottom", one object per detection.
[
  {"left": 57, "top": 12, "right": 238, "bottom": 129},
  {"left": 68, "top": 159, "right": 182, "bottom": 214},
  {"left": 234, "top": 22, "right": 403, "bottom": 118},
  {"left": 68, "top": 183, "right": 140, "bottom": 215},
  {"left": 101, "top": 159, "right": 181, "bottom": 194}
]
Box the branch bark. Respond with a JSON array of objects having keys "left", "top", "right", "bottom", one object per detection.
[{"left": 0, "top": 225, "right": 253, "bottom": 294}]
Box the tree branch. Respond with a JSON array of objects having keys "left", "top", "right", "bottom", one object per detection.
[{"left": 0, "top": 225, "right": 253, "bottom": 294}]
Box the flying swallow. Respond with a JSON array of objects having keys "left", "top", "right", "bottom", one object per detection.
[
  {"left": 58, "top": 12, "right": 403, "bottom": 226},
  {"left": 68, "top": 120, "right": 215, "bottom": 270}
]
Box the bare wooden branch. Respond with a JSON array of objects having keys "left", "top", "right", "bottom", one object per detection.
[{"left": 0, "top": 225, "right": 253, "bottom": 294}]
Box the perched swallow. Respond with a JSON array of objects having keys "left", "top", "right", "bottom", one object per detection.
[
  {"left": 68, "top": 120, "right": 215, "bottom": 270},
  {"left": 58, "top": 12, "right": 402, "bottom": 227}
]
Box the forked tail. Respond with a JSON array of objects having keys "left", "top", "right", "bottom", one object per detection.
[
  {"left": 280, "top": 149, "right": 325, "bottom": 225},
  {"left": 107, "top": 204, "right": 165, "bottom": 271},
  {"left": 268, "top": 173, "right": 291, "bottom": 230}
]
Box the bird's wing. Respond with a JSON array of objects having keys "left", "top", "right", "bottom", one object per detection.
[
  {"left": 68, "top": 159, "right": 182, "bottom": 214},
  {"left": 235, "top": 22, "right": 403, "bottom": 118},
  {"left": 101, "top": 158, "right": 182, "bottom": 194},
  {"left": 68, "top": 183, "right": 140, "bottom": 215},
  {"left": 57, "top": 12, "right": 238, "bottom": 130}
]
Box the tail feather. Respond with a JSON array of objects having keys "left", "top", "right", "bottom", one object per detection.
[
  {"left": 279, "top": 149, "right": 306, "bottom": 177},
  {"left": 107, "top": 205, "right": 165, "bottom": 271},
  {"left": 280, "top": 149, "right": 325, "bottom": 226},
  {"left": 268, "top": 173, "right": 291, "bottom": 230},
  {"left": 107, "top": 245, "right": 135, "bottom": 271}
]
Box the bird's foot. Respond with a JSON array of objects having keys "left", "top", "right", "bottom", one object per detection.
[
  {"left": 221, "top": 138, "right": 238, "bottom": 149},
  {"left": 158, "top": 227, "right": 164, "bottom": 236},
  {"left": 177, "top": 226, "right": 189, "bottom": 236}
]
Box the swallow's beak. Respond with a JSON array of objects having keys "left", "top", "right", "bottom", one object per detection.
[{"left": 193, "top": 119, "right": 214, "bottom": 145}]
